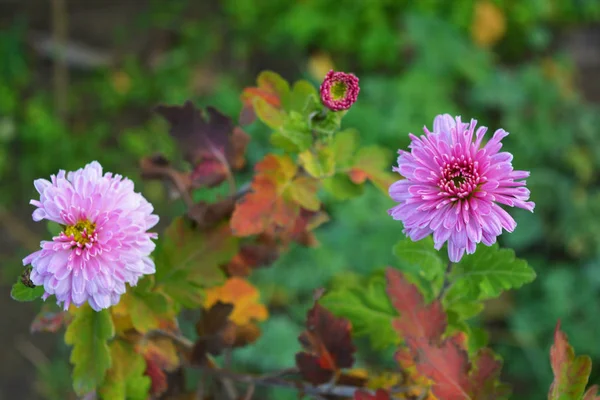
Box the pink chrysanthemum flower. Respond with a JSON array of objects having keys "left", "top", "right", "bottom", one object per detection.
[
  {"left": 23, "top": 161, "right": 159, "bottom": 311},
  {"left": 319, "top": 70, "right": 360, "bottom": 111},
  {"left": 388, "top": 114, "right": 535, "bottom": 262}
]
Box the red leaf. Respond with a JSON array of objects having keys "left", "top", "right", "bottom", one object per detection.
[
  {"left": 385, "top": 267, "right": 446, "bottom": 341},
  {"left": 187, "top": 198, "right": 236, "bottom": 230},
  {"left": 354, "top": 389, "right": 391, "bottom": 400},
  {"left": 140, "top": 154, "right": 193, "bottom": 193},
  {"left": 225, "top": 240, "right": 280, "bottom": 277},
  {"left": 386, "top": 268, "right": 505, "bottom": 400},
  {"left": 296, "top": 303, "right": 356, "bottom": 385},
  {"left": 30, "top": 305, "right": 71, "bottom": 333},
  {"left": 583, "top": 385, "right": 600, "bottom": 400},
  {"left": 144, "top": 355, "right": 168, "bottom": 396},
  {"left": 155, "top": 101, "right": 249, "bottom": 188}
]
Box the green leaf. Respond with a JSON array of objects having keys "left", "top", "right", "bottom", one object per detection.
[
  {"left": 11, "top": 280, "right": 45, "bottom": 302},
  {"left": 331, "top": 129, "right": 359, "bottom": 168},
  {"left": 299, "top": 147, "right": 335, "bottom": 179},
  {"left": 99, "top": 339, "right": 151, "bottom": 400},
  {"left": 322, "top": 173, "right": 364, "bottom": 200},
  {"left": 392, "top": 237, "right": 446, "bottom": 302},
  {"left": 65, "top": 305, "right": 114, "bottom": 395},
  {"left": 270, "top": 131, "right": 301, "bottom": 152},
  {"left": 154, "top": 218, "right": 238, "bottom": 308},
  {"left": 320, "top": 270, "right": 400, "bottom": 350},
  {"left": 274, "top": 111, "right": 313, "bottom": 153},
  {"left": 123, "top": 280, "right": 170, "bottom": 333},
  {"left": 447, "top": 243, "right": 536, "bottom": 302},
  {"left": 289, "top": 80, "right": 317, "bottom": 113}
]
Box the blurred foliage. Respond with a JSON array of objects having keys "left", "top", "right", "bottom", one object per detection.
[{"left": 2, "top": 0, "right": 600, "bottom": 399}]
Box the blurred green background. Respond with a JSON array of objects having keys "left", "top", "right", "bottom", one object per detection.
[{"left": 1, "top": 1, "right": 600, "bottom": 399}]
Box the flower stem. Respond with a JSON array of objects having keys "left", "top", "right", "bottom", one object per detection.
[{"left": 437, "top": 260, "right": 454, "bottom": 301}]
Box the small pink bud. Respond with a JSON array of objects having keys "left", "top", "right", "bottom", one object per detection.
[{"left": 319, "top": 70, "right": 360, "bottom": 111}]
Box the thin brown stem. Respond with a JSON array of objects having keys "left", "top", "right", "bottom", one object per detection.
[
  {"left": 192, "top": 365, "right": 413, "bottom": 398},
  {"left": 51, "top": 0, "right": 69, "bottom": 119},
  {"left": 144, "top": 329, "right": 193, "bottom": 351},
  {"left": 242, "top": 384, "right": 255, "bottom": 400}
]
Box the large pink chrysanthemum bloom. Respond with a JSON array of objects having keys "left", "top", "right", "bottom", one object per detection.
[
  {"left": 388, "top": 114, "right": 535, "bottom": 262},
  {"left": 23, "top": 161, "right": 159, "bottom": 311}
]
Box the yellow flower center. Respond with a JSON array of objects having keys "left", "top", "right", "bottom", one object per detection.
[
  {"left": 330, "top": 81, "right": 347, "bottom": 100},
  {"left": 64, "top": 220, "right": 96, "bottom": 245}
]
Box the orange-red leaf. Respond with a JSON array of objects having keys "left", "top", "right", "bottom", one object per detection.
[
  {"left": 385, "top": 268, "right": 446, "bottom": 341},
  {"left": 203, "top": 277, "right": 268, "bottom": 326},
  {"left": 549, "top": 320, "right": 593, "bottom": 400},
  {"left": 231, "top": 154, "right": 298, "bottom": 236},
  {"left": 296, "top": 303, "right": 356, "bottom": 385},
  {"left": 240, "top": 71, "right": 289, "bottom": 126},
  {"left": 386, "top": 268, "right": 505, "bottom": 400},
  {"left": 354, "top": 389, "right": 391, "bottom": 400}
]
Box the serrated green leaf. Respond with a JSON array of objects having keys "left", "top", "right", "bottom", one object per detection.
[
  {"left": 447, "top": 243, "right": 536, "bottom": 302},
  {"left": 392, "top": 237, "right": 446, "bottom": 301},
  {"left": 299, "top": 147, "right": 335, "bottom": 179},
  {"left": 65, "top": 305, "right": 114, "bottom": 395},
  {"left": 322, "top": 173, "right": 364, "bottom": 200},
  {"left": 320, "top": 271, "right": 400, "bottom": 350},
  {"left": 154, "top": 218, "right": 238, "bottom": 308},
  {"left": 99, "top": 339, "right": 151, "bottom": 400},
  {"left": 11, "top": 280, "right": 45, "bottom": 302}
]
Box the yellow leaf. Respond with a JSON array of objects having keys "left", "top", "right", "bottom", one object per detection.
[
  {"left": 203, "top": 277, "right": 268, "bottom": 325},
  {"left": 289, "top": 176, "right": 321, "bottom": 211},
  {"left": 139, "top": 336, "right": 180, "bottom": 373},
  {"left": 111, "top": 70, "right": 131, "bottom": 95},
  {"left": 471, "top": 0, "right": 506, "bottom": 48},
  {"left": 308, "top": 52, "right": 335, "bottom": 81}
]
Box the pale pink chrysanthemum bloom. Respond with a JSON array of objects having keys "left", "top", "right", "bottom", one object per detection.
[
  {"left": 23, "top": 161, "right": 159, "bottom": 311},
  {"left": 388, "top": 114, "right": 535, "bottom": 262}
]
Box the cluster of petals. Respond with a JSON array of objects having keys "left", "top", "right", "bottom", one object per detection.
[
  {"left": 388, "top": 114, "right": 535, "bottom": 262},
  {"left": 319, "top": 70, "right": 360, "bottom": 111},
  {"left": 23, "top": 161, "right": 159, "bottom": 311}
]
